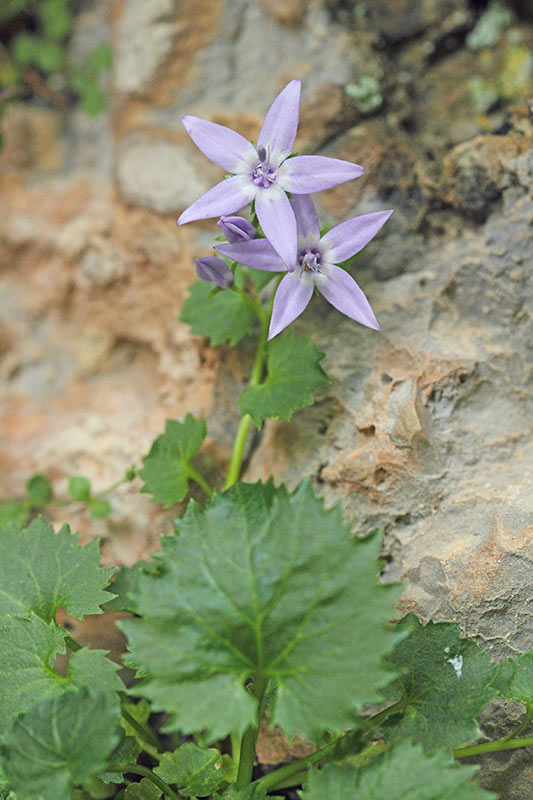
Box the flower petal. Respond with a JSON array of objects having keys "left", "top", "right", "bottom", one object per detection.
[
  {"left": 177, "top": 177, "right": 255, "bottom": 225},
  {"left": 268, "top": 273, "right": 313, "bottom": 340},
  {"left": 320, "top": 210, "right": 394, "bottom": 263},
  {"left": 289, "top": 194, "right": 320, "bottom": 239},
  {"left": 258, "top": 80, "right": 301, "bottom": 163},
  {"left": 255, "top": 187, "right": 297, "bottom": 270},
  {"left": 215, "top": 239, "right": 285, "bottom": 271},
  {"left": 317, "top": 266, "right": 380, "bottom": 330},
  {"left": 278, "top": 155, "right": 364, "bottom": 193},
  {"left": 181, "top": 115, "right": 257, "bottom": 173}
]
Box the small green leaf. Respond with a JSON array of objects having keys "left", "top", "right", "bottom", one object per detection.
[
  {"left": 0, "top": 613, "right": 123, "bottom": 725},
  {"left": 40, "top": 0, "right": 72, "bottom": 41},
  {"left": 124, "top": 779, "right": 161, "bottom": 799},
  {"left": 78, "top": 81, "right": 107, "bottom": 116},
  {"left": 0, "top": 501, "right": 28, "bottom": 528},
  {"left": 179, "top": 281, "right": 256, "bottom": 346},
  {"left": 247, "top": 266, "right": 279, "bottom": 292},
  {"left": 125, "top": 465, "right": 138, "bottom": 481},
  {"left": 240, "top": 333, "right": 329, "bottom": 427},
  {"left": 26, "top": 473, "right": 52, "bottom": 506},
  {"left": 69, "top": 476, "right": 92, "bottom": 501},
  {"left": 493, "top": 651, "right": 533, "bottom": 709},
  {"left": 0, "top": 516, "right": 115, "bottom": 621},
  {"left": 122, "top": 480, "right": 402, "bottom": 742},
  {"left": 12, "top": 33, "right": 38, "bottom": 64},
  {"left": 91, "top": 499, "right": 111, "bottom": 519},
  {"left": 300, "top": 741, "right": 497, "bottom": 799},
  {"left": 13, "top": 35, "right": 65, "bottom": 71},
  {"left": 88, "top": 43, "right": 112, "bottom": 73},
  {"left": 154, "top": 743, "right": 223, "bottom": 797},
  {"left": 0, "top": 690, "right": 120, "bottom": 800},
  {"left": 99, "top": 735, "right": 140, "bottom": 783},
  {"left": 382, "top": 614, "right": 499, "bottom": 750},
  {"left": 0, "top": 0, "right": 27, "bottom": 24},
  {"left": 140, "top": 415, "right": 207, "bottom": 508}
]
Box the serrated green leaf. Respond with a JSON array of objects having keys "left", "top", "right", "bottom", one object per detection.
[
  {"left": 67, "top": 646, "right": 124, "bottom": 693},
  {"left": 0, "top": 613, "right": 123, "bottom": 725},
  {"left": 155, "top": 743, "right": 223, "bottom": 797},
  {"left": 140, "top": 415, "right": 207, "bottom": 508},
  {"left": 104, "top": 561, "right": 159, "bottom": 613},
  {"left": 40, "top": 0, "right": 72, "bottom": 41},
  {"left": 0, "top": 689, "right": 120, "bottom": 800},
  {"left": 122, "top": 480, "right": 402, "bottom": 742},
  {"left": 0, "top": 614, "right": 67, "bottom": 725},
  {"left": 26, "top": 473, "right": 52, "bottom": 506},
  {"left": 179, "top": 282, "right": 256, "bottom": 346},
  {"left": 300, "top": 741, "right": 497, "bottom": 799},
  {"left": 0, "top": 516, "right": 115, "bottom": 621},
  {"left": 0, "top": 502, "right": 28, "bottom": 528},
  {"left": 382, "top": 614, "right": 498, "bottom": 750},
  {"left": 493, "top": 651, "right": 533, "bottom": 709},
  {"left": 240, "top": 333, "right": 329, "bottom": 427},
  {"left": 125, "top": 779, "right": 161, "bottom": 799}
]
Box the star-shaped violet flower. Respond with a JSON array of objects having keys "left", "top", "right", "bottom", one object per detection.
[
  {"left": 216, "top": 194, "right": 393, "bottom": 340},
  {"left": 177, "top": 80, "right": 364, "bottom": 269}
]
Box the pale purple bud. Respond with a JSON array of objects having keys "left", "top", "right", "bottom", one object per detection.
[
  {"left": 195, "top": 256, "right": 234, "bottom": 288},
  {"left": 217, "top": 215, "right": 257, "bottom": 243}
]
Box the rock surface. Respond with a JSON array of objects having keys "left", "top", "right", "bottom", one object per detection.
[{"left": 1, "top": 1, "right": 532, "bottom": 795}]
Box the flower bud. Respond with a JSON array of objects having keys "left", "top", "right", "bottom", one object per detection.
[
  {"left": 195, "top": 256, "right": 234, "bottom": 288},
  {"left": 217, "top": 215, "right": 257, "bottom": 243}
]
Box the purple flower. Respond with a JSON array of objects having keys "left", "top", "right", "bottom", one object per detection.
[
  {"left": 217, "top": 215, "right": 257, "bottom": 243},
  {"left": 195, "top": 256, "right": 234, "bottom": 288},
  {"left": 177, "top": 80, "right": 364, "bottom": 270},
  {"left": 216, "top": 195, "right": 392, "bottom": 340}
]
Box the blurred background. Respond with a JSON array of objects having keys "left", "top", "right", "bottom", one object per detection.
[{"left": 0, "top": 2, "right": 532, "bottom": 793}]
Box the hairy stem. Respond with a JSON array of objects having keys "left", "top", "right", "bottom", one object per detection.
[
  {"left": 254, "top": 699, "right": 405, "bottom": 793},
  {"left": 224, "top": 304, "right": 270, "bottom": 490},
  {"left": 453, "top": 735, "right": 533, "bottom": 759},
  {"left": 235, "top": 675, "right": 269, "bottom": 789},
  {"left": 105, "top": 763, "right": 181, "bottom": 799},
  {"left": 187, "top": 464, "right": 214, "bottom": 499},
  {"left": 120, "top": 702, "right": 160, "bottom": 753}
]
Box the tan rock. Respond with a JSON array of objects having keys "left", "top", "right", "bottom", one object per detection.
[
  {"left": 259, "top": 0, "right": 308, "bottom": 26},
  {"left": 0, "top": 104, "right": 64, "bottom": 172}
]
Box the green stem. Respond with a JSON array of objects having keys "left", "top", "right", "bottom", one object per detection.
[
  {"left": 453, "top": 736, "right": 533, "bottom": 759},
  {"left": 254, "top": 699, "right": 405, "bottom": 793},
  {"left": 105, "top": 763, "right": 181, "bottom": 799},
  {"left": 504, "top": 706, "right": 533, "bottom": 741},
  {"left": 93, "top": 475, "right": 133, "bottom": 500},
  {"left": 187, "top": 464, "right": 214, "bottom": 499},
  {"left": 224, "top": 305, "right": 270, "bottom": 490},
  {"left": 235, "top": 675, "right": 268, "bottom": 789},
  {"left": 120, "top": 703, "right": 160, "bottom": 752}
]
